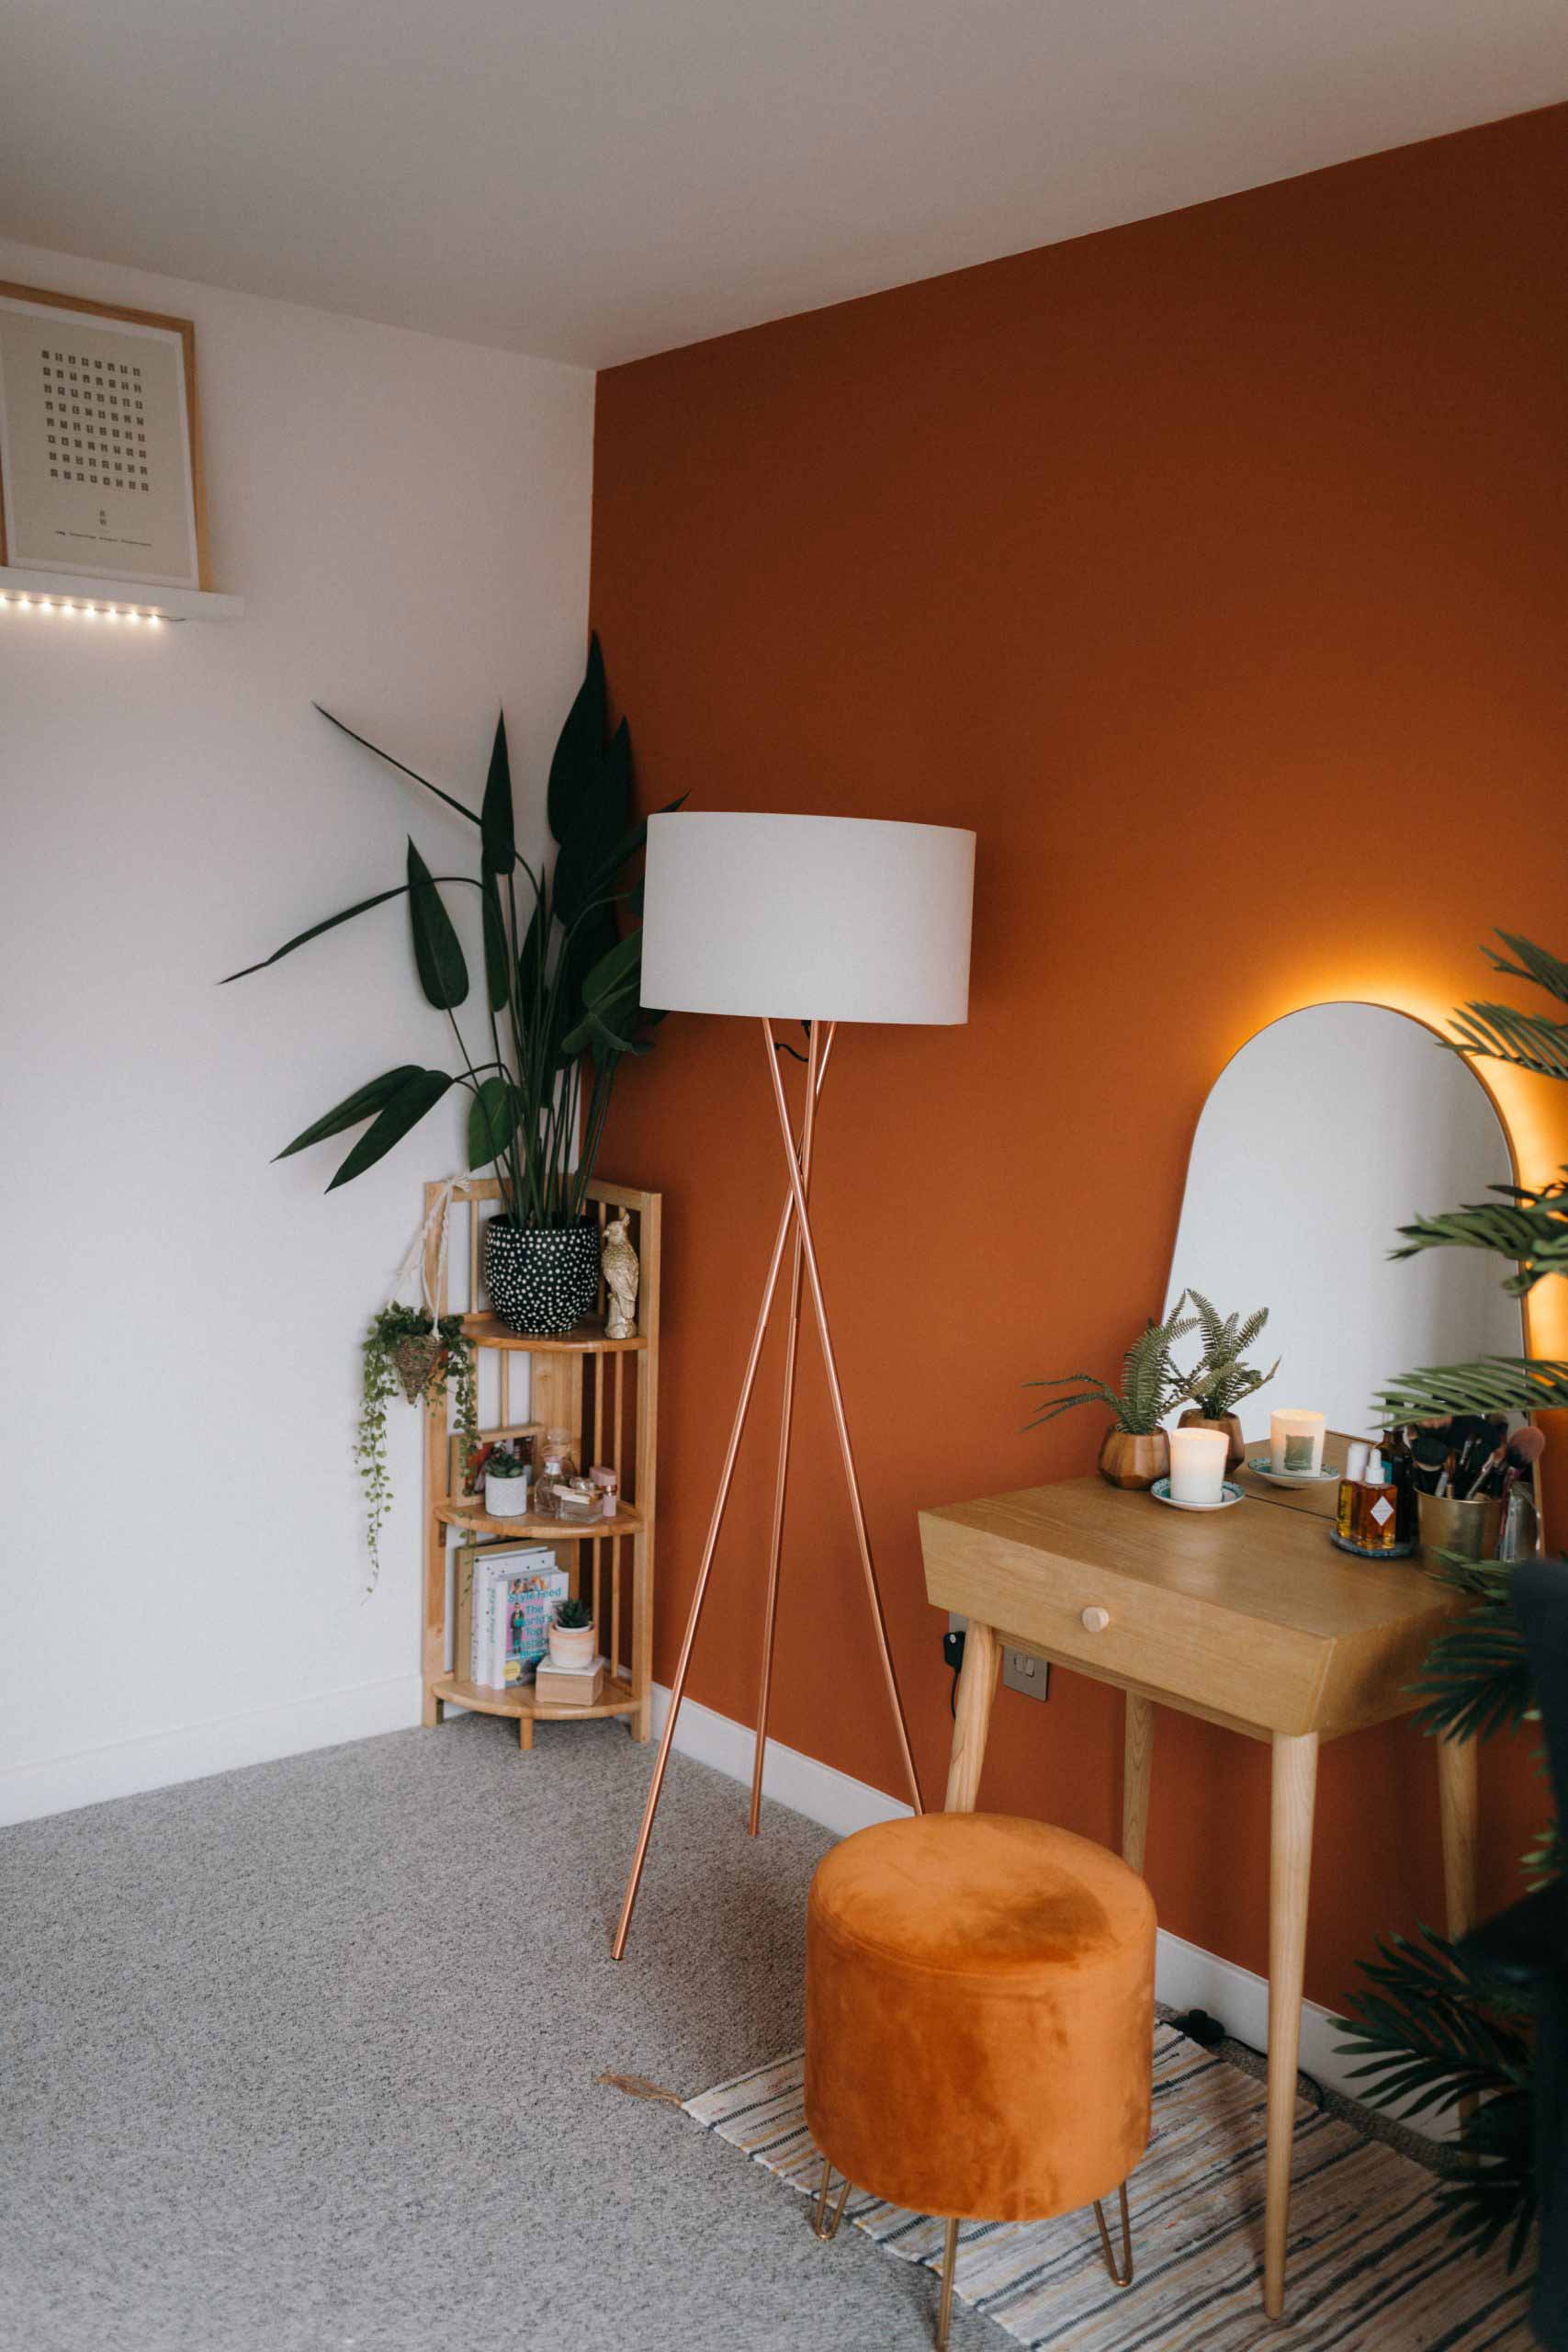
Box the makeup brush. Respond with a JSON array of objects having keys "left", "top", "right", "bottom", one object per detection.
[{"left": 1499, "top": 1425, "right": 1547, "bottom": 1499}]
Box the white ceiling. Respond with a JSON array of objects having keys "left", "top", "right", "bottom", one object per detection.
[{"left": 4, "top": 0, "right": 1565, "bottom": 368}]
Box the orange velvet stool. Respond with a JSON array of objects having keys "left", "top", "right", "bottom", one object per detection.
[{"left": 805, "top": 1814, "right": 1156, "bottom": 2344}]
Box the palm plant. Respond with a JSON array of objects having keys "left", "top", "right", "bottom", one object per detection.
[
  {"left": 1337, "top": 931, "right": 1568, "bottom": 2267},
  {"left": 226, "top": 637, "right": 673, "bottom": 1226},
  {"left": 1186, "top": 1290, "right": 1279, "bottom": 1420},
  {"left": 1027, "top": 1294, "right": 1202, "bottom": 1435}
]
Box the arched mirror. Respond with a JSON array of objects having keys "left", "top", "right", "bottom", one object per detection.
[{"left": 1163, "top": 1002, "right": 1522, "bottom": 1444}]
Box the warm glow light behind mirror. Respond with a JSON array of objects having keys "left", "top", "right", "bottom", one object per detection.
[{"left": 1163, "top": 1001, "right": 1524, "bottom": 1440}]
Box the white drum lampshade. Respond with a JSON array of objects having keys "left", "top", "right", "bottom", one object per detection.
[{"left": 640, "top": 812, "right": 975, "bottom": 1025}]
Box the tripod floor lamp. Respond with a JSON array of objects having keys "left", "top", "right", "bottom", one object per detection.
[{"left": 612, "top": 811, "right": 976, "bottom": 1960}]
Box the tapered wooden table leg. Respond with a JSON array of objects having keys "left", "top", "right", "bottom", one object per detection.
[
  {"left": 1437, "top": 1730, "right": 1479, "bottom": 1939},
  {"left": 1265, "top": 1731, "right": 1318, "bottom": 2321},
  {"left": 944, "top": 1621, "right": 1000, "bottom": 1813},
  {"left": 1438, "top": 1729, "right": 1480, "bottom": 2124},
  {"left": 1122, "top": 1693, "right": 1154, "bottom": 1872}
]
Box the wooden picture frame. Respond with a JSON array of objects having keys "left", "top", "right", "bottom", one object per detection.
[{"left": 0, "top": 280, "right": 209, "bottom": 588}]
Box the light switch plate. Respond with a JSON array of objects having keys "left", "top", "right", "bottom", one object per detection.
[{"left": 1002, "top": 1646, "right": 1050, "bottom": 1702}]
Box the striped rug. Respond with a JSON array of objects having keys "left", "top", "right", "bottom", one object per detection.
[{"left": 682, "top": 2025, "right": 1534, "bottom": 2347}]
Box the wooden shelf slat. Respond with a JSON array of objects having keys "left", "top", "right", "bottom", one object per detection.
[
  {"left": 434, "top": 1669, "right": 639, "bottom": 1724},
  {"left": 461, "top": 1312, "right": 648, "bottom": 1354},
  {"left": 434, "top": 1500, "right": 646, "bottom": 1541}
]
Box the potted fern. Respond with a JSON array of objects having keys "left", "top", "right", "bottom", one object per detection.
[
  {"left": 228, "top": 638, "right": 677, "bottom": 1336},
  {"left": 1177, "top": 1290, "right": 1279, "bottom": 1469},
  {"left": 1026, "top": 1295, "right": 1203, "bottom": 1488}
]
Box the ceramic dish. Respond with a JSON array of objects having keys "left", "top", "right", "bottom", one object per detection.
[
  {"left": 1150, "top": 1477, "right": 1246, "bottom": 1512},
  {"left": 1247, "top": 1454, "right": 1341, "bottom": 1487},
  {"left": 1328, "top": 1528, "right": 1416, "bottom": 1561}
]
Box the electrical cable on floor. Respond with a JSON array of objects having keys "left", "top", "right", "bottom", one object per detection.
[
  {"left": 1168, "top": 2008, "right": 1327, "bottom": 2109},
  {"left": 942, "top": 1627, "right": 965, "bottom": 1718}
]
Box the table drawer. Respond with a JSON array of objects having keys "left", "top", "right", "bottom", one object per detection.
[{"left": 919, "top": 1507, "right": 1326, "bottom": 1734}]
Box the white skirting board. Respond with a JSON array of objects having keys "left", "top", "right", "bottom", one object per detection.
[
  {"left": 0, "top": 1674, "right": 422, "bottom": 1827},
  {"left": 649, "top": 1680, "right": 1449, "bottom": 2133}
]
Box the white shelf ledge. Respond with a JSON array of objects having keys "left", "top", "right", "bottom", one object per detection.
[{"left": 0, "top": 564, "right": 243, "bottom": 623}]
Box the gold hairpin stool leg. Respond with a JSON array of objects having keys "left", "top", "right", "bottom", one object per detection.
[
  {"left": 935, "top": 2218, "right": 961, "bottom": 2349},
  {"left": 1092, "top": 2181, "right": 1134, "bottom": 2288},
  {"left": 813, "top": 2155, "right": 851, "bottom": 2242}
]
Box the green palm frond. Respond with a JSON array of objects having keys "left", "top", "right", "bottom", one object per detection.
[
  {"left": 1484, "top": 930, "right": 1568, "bottom": 1005},
  {"left": 1337, "top": 1926, "right": 1537, "bottom": 2266},
  {"left": 1392, "top": 1185, "right": 1568, "bottom": 1293},
  {"left": 1449, "top": 1000, "right": 1568, "bottom": 1081},
  {"left": 1375, "top": 1356, "right": 1568, "bottom": 1422},
  {"left": 1409, "top": 1606, "right": 1533, "bottom": 1744}
]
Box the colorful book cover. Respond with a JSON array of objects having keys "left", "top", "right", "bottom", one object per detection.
[{"left": 502, "top": 1566, "right": 570, "bottom": 1683}]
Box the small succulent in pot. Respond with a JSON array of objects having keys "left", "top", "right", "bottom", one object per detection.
[
  {"left": 1025, "top": 1295, "right": 1203, "bottom": 1489},
  {"left": 548, "top": 1594, "right": 596, "bottom": 1668},
  {"left": 1178, "top": 1290, "right": 1279, "bottom": 1469},
  {"left": 482, "top": 1446, "right": 531, "bottom": 1520}
]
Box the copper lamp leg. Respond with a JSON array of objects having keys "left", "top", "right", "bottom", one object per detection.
[
  {"left": 761, "top": 1021, "right": 924, "bottom": 1816},
  {"left": 610, "top": 1028, "right": 834, "bottom": 1960},
  {"left": 748, "top": 1018, "right": 820, "bottom": 1835}
]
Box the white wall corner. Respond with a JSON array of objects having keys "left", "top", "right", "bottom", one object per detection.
[{"left": 0, "top": 1676, "right": 423, "bottom": 1828}]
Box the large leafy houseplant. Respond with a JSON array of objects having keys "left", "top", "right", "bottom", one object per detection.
[
  {"left": 1337, "top": 933, "right": 1568, "bottom": 2272},
  {"left": 229, "top": 639, "right": 671, "bottom": 1329}
]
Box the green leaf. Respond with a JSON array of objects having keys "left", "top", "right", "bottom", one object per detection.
[
  {"left": 314, "top": 705, "right": 480, "bottom": 829},
  {"left": 1448, "top": 1000, "right": 1568, "bottom": 1081},
  {"left": 406, "top": 839, "right": 468, "bottom": 1009},
  {"left": 581, "top": 927, "right": 642, "bottom": 1009},
  {"left": 467, "top": 1075, "right": 516, "bottom": 1170},
  {"left": 547, "top": 635, "right": 606, "bottom": 846},
  {"left": 222, "top": 885, "right": 413, "bottom": 982},
  {"left": 327, "top": 1069, "right": 453, "bottom": 1189},
  {"left": 274, "top": 1066, "right": 424, "bottom": 1159},
  {"left": 480, "top": 876, "right": 510, "bottom": 1012},
  {"left": 1376, "top": 1355, "right": 1568, "bottom": 1421},
  {"left": 479, "top": 713, "right": 514, "bottom": 878},
  {"left": 1484, "top": 931, "right": 1568, "bottom": 1007},
  {"left": 554, "top": 719, "right": 632, "bottom": 928}
]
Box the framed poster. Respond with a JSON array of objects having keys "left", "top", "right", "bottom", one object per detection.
[{"left": 0, "top": 281, "right": 209, "bottom": 588}]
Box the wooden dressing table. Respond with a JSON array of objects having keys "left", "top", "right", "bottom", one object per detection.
[{"left": 919, "top": 1442, "right": 1475, "bottom": 2323}]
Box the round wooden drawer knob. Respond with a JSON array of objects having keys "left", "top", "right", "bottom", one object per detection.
[{"left": 1080, "top": 1606, "right": 1111, "bottom": 1633}]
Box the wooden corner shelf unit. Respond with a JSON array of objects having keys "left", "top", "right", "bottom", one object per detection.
[{"left": 419, "top": 1177, "right": 660, "bottom": 1749}]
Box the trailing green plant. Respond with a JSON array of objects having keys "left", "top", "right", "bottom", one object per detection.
[
  {"left": 1186, "top": 1289, "right": 1279, "bottom": 1420},
  {"left": 1026, "top": 1294, "right": 1203, "bottom": 1435},
  {"left": 1338, "top": 931, "right": 1568, "bottom": 2271},
  {"left": 227, "top": 637, "right": 682, "bottom": 1228},
  {"left": 357, "top": 1306, "right": 476, "bottom": 1589},
  {"left": 555, "top": 1596, "right": 593, "bottom": 1630}
]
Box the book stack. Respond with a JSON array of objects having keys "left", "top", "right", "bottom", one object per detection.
[
  {"left": 533, "top": 1655, "right": 607, "bottom": 1709},
  {"left": 455, "top": 1544, "right": 569, "bottom": 1690}
]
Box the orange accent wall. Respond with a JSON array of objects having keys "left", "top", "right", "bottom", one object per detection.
[{"left": 590, "top": 106, "right": 1568, "bottom": 2010}]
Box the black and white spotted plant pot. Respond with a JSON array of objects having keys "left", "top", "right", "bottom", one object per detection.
[{"left": 483, "top": 1217, "right": 600, "bottom": 1337}]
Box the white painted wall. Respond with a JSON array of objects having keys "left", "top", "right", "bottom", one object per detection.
[{"left": 0, "top": 237, "right": 594, "bottom": 1824}]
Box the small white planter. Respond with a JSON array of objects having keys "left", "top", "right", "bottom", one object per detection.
[
  {"left": 547, "top": 1621, "right": 596, "bottom": 1670},
  {"left": 484, "top": 1471, "right": 530, "bottom": 1519}
]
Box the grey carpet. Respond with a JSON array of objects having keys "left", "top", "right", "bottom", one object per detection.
[{"left": 0, "top": 1715, "right": 1009, "bottom": 2351}]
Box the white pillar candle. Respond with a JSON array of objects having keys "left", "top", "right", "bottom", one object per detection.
[
  {"left": 1168, "top": 1426, "right": 1229, "bottom": 1505},
  {"left": 1269, "top": 1409, "right": 1326, "bottom": 1477}
]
